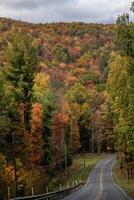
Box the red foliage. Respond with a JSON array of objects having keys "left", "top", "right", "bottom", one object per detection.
[{"left": 53, "top": 113, "right": 62, "bottom": 165}]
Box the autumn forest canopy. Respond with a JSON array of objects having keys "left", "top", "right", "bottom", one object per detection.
[{"left": 0, "top": 3, "right": 134, "bottom": 199}]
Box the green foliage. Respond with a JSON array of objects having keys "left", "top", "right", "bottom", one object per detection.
[
  {"left": 66, "top": 82, "right": 89, "bottom": 105},
  {"left": 6, "top": 32, "right": 38, "bottom": 102},
  {"left": 53, "top": 44, "right": 73, "bottom": 63},
  {"left": 108, "top": 52, "right": 134, "bottom": 162},
  {"left": 5, "top": 31, "right": 38, "bottom": 131},
  {"left": 81, "top": 73, "right": 100, "bottom": 84},
  {"left": 116, "top": 14, "right": 134, "bottom": 57},
  {"left": 117, "top": 13, "right": 134, "bottom": 162},
  {"left": 78, "top": 51, "right": 93, "bottom": 68}
]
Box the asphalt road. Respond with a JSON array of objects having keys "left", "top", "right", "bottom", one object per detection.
[{"left": 64, "top": 155, "right": 133, "bottom": 200}]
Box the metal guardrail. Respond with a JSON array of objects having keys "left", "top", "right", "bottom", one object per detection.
[{"left": 10, "top": 182, "right": 84, "bottom": 200}]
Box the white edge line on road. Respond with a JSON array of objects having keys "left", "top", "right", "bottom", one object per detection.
[
  {"left": 111, "top": 162, "right": 133, "bottom": 200},
  {"left": 65, "top": 156, "right": 124, "bottom": 200},
  {"left": 80, "top": 157, "right": 115, "bottom": 195}
]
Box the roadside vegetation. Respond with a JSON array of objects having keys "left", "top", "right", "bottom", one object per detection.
[
  {"left": 113, "top": 165, "right": 134, "bottom": 198},
  {"left": 48, "top": 153, "right": 102, "bottom": 192}
]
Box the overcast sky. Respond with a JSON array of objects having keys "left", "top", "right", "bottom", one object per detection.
[{"left": 0, "top": 0, "right": 133, "bottom": 24}]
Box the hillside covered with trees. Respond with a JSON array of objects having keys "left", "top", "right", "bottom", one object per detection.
[{"left": 0, "top": 14, "right": 133, "bottom": 199}]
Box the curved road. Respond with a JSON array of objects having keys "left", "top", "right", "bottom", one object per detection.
[{"left": 64, "top": 155, "right": 133, "bottom": 200}]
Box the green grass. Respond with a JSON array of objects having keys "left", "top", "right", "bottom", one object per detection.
[
  {"left": 113, "top": 164, "right": 134, "bottom": 198},
  {"left": 67, "top": 153, "right": 101, "bottom": 182},
  {"left": 49, "top": 153, "right": 102, "bottom": 191}
]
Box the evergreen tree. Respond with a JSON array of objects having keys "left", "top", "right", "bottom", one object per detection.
[{"left": 6, "top": 31, "right": 38, "bottom": 130}]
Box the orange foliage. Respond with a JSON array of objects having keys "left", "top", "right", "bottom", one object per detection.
[
  {"left": 59, "top": 62, "right": 66, "bottom": 69},
  {"left": 70, "top": 118, "right": 80, "bottom": 152},
  {"left": 61, "top": 98, "right": 70, "bottom": 124},
  {"left": 31, "top": 103, "right": 43, "bottom": 133},
  {"left": 4, "top": 163, "right": 15, "bottom": 185},
  {"left": 23, "top": 103, "right": 44, "bottom": 166},
  {"left": 65, "top": 75, "right": 78, "bottom": 86}
]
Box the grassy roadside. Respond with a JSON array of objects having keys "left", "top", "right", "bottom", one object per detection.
[
  {"left": 49, "top": 153, "right": 102, "bottom": 192},
  {"left": 113, "top": 164, "right": 134, "bottom": 199}
]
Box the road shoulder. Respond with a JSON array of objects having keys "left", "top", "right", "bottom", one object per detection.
[{"left": 112, "top": 163, "right": 134, "bottom": 200}]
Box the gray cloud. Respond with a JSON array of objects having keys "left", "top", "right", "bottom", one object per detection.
[
  {"left": 0, "top": 0, "right": 73, "bottom": 9},
  {"left": 0, "top": 0, "right": 132, "bottom": 23},
  {"left": 58, "top": 0, "right": 131, "bottom": 22},
  {"left": 0, "top": 0, "right": 38, "bottom": 9}
]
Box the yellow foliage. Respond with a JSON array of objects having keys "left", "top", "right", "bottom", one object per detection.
[{"left": 34, "top": 72, "right": 50, "bottom": 89}]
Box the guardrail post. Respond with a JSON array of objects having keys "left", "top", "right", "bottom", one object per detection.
[
  {"left": 8, "top": 186, "right": 10, "bottom": 200},
  {"left": 32, "top": 187, "right": 34, "bottom": 196},
  {"left": 46, "top": 186, "right": 49, "bottom": 193},
  {"left": 10, "top": 182, "right": 84, "bottom": 200},
  {"left": 67, "top": 182, "right": 69, "bottom": 187}
]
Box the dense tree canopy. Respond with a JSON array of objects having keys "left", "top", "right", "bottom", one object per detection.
[{"left": 0, "top": 14, "right": 133, "bottom": 199}]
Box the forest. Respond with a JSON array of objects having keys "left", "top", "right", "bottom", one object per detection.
[{"left": 0, "top": 6, "right": 134, "bottom": 199}]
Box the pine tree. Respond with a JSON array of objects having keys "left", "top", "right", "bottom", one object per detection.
[{"left": 6, "top": 31, "right": 38, "bottom": 130}]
